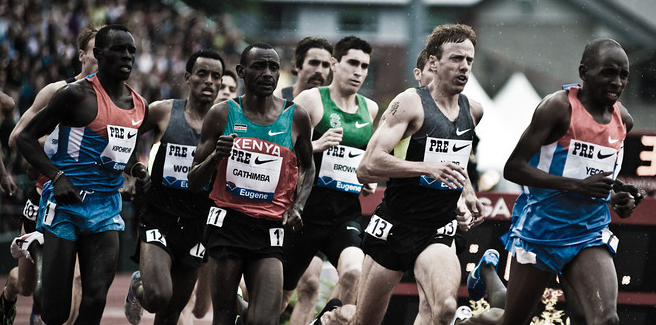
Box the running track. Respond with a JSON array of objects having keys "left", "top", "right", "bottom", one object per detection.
[{"left": 2, "top": 273, "right": 213, "bottom": 325}]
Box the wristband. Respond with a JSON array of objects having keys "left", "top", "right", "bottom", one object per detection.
[
  {"left": 51, "top": 170, "right": 64, "bottom": 184},
  {"left": 130, "top": 162, "right": 146, "bottom": 177}
]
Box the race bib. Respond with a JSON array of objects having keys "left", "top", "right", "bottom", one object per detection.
[
  {"left": 364, "top": 214, "right": 393, "bottom": 240},
  {"left": 145, "top": 229, "right": 167, "bottom": 246},
  {"left": 436, "top": 219, "right": 458, "bottom": 237},
  {"left": 42, "top": 201, "right": 57, "bottom": 226},
  {"left": 189, "top": 243, "right": 205, "bottom": 258},
  {"left": 420, "top": 137, "right": 471, "bottom": 190},
  {"left": 269, "top": 228, "right": 284, "bottom": 247},
  {"left": 162, "top": 143, "right": 196, "bottom": 189},
  {"left": 316, "top": 145, "right": 364, "bottom": 193},
  {"left": 207, "top": 207, "right": 227, "bottom": 227},
  {"left": 563, "top": 139, "right": 617, "bottom": 180},
  {"left": 23, "top": 199, "right": 38, "bottom": 222},
  {"left": 43, "top": 125, "right": 59, "bottom": 158},
  {"left": 225, "top": 148, "right": 282, "bottom": 202},
  {"left": 100, "top": 125, "right": 139, "bottom": 171},
  {"left": 602, "top": 228, "right": 619, "bottom": 252}
]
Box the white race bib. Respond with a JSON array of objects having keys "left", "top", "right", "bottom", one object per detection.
[
  {"left": 269, "top": 228, "right": 284, "bottom": 247},
  {"left": 364, "top": 214, "right": 393, "bottom": 240},
  {"left": 145, "top": 229, "right": 167, "bottom": 246},
  {"left": 100, "top": 125, "right": 139, "bottom": 171},
  {"left": 225, "top": 148, "right": 282, "bottom": 202},
  {"left": 23, "top": 199, "right": 38, "bottom": 222},
  {"left": 44, "top": 125, "right": 59, "bottom": 158},
  {"left": 162, "top": 143, "right": 196, "bottom": 189},
  {"left": 601, "top": 228, "right": 619, "bottom": 252},
  {"left": 420, "top": 137, "right": 471, "bottom": 190},
  {"left": 207, "top": 207, "right": 227, "bottom": 227},
  {"left": 316, "top": 145, "right": 364, "bottom": 193},
  {"left": 436, "top": 219, "right": 458, "bottom": 237},
  {"left": 563, "top": 139, "right": 617, "bottom": 180},
  {"left": 189, "top": 243, "right": 205, "bottom": 258},
  {"left": 42, "top": 201, "right": 57, "bottom": 226}
]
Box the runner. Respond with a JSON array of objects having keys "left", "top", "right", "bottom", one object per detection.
[
  {"left": 187, "top": 43, "right": 314, "bottom": 325},
  {"left": 16, "top": 24, "right": 147, "bottom": 325},
  {"left": 122, "top": 50, "right": 225, "bottom": 325}
]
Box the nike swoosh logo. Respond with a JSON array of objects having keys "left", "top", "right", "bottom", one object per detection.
[
  {"left": 452, "top": 143, "right": 470, "bottom": 152},
  {"left": 355, "top": 122, "right": 369, "bottom": 128},
  {"left": 346, "top": 226, "right": 360, "bottom": 232},
  {"left": 608, "top": 136, "right": 619, "bottom": 144},
  {"left": 597, "top": 151, "right": 615, "bottom": 159},
  {"left": 255, "top": 157, "right": 276, "bottom": 165},
  {"left": 127, "top": 132, "right": 137, "bottom": 139},
  {"left": 455, "top": 128, "right": 470, "bottom": 136},
  {"left": 348, "top": 152, "right": 362, "bottom": 158},
  {"left": 131, "top": 119, "right": 143, "bottom": 126},
  {"left": 268, "top": 130, "right": 284, "bottom": 136}
]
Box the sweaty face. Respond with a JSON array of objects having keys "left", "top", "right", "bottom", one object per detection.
[
  {"left": 297, "top": 47, "right": 331, "bottom": 90},
  {"left": 97, "top": 30, "right": 136, "bottom": 80},
  {"left": 332, "top": 49, "right": 370, "bottom": 94},
  {"left": 432, "top": 39, "right": 475, "bottom": 94},
  {"left": 187, "top": 57, "right": 223, "bottom": 104},
  {"left": 216, "top": 75, "right": 238, "bottom": 103},
  {"left": 581, "top": 46, "right": 629, "bottom": 107},
  {"left": 240, "top": 48, "right": 280, "bottom": 97}
]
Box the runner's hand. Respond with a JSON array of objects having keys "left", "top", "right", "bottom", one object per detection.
[
  {"left": 456, "top": 203, "right": 473, "bottom": 231},
  {"left": 610, "top": 191, "right": 636, "bottom": 218},
  {"left": 312, "top": 128, "right": 343, "bottom": 152},
  {"left": 574, "top": 172, "right": 613, "bottom": 198},
  {"left": 361, "top": 182, "right": 377, "bottom": 196},
  {"left": 282, "top": 206, "right": 303, "bottom": 232},
  {"left": 0, "top": 174, "right": 16, "bottom": 197},
  {"left": 52, "top": 174, "right": 82, "bottom": 205},
  {"left": 214, "top": 133, "right": 237, "bottom": 159},
  {"left": 426, "top": 162, "right": 466, "bottom": 189}
]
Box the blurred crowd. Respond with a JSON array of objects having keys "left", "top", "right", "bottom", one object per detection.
[{"left": 0, "top": 0, "right": 246, "bottom": 233}]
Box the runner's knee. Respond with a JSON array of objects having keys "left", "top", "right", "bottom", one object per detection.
[
  {"left": 297, "top": 274, "right": 320, "bottom": 298},
  {"left": 142, "top": 284, "right": 173, "bottom": 312},
  {"left": 338, "top": 264, "right": 361, "bottom": 288},
  {"left": 435, "top": 296, "right": 457, "bottom": 323}
]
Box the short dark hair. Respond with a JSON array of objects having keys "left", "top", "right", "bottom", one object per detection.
[
  {"left": 186, "top": 49, "right": 225, "bottom": 74},
  {"left": 240, "top": 42, "right": 275, "bottom": 65},
  {"left": 95, "top": 24, "right": 131, "bottom": 49},
  {"left": 223, "top": 70, "right": 237, "bottom": 83},
  {"left": 426, "top": 24, "right": 476, "bottom": 59},
  {"left": 294, "top": 37, "right": 333, "bottom": 70},
  {"left": 333, "top": 36, "right": 372, "bottom": 62},
  {"left": 77, "top": 25, "right": 101, "bottom": 51},
  {"left": 580, "top": 38, "right": 622, "bottom": 67},
  {"left": 416, "top": 49, "right": 429, "bottom": 70}
]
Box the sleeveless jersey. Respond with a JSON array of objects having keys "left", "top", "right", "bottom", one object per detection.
[
  {"left": 313, "top": 86, "right": 373, "bottom": 194},
  {"left": 146, "top": 99, "right": 210, "bottom": 219},
  {"left": 37, "top": 77, "right": 78, "bottom": 189},
  {"left": 384, "top": 87, "right": 475, "bottom": 228},
  {"left": 281, "top": 86, "right": 294, "bottom": 102},
  {"left": 209, "top": 97, "right": 298, "bottom": 221},
  {"left": 508, "top": 86, "right": 626, "bottom": 245},
  {"left": 48, "top": 74, "right": 145, "bottom": 192}
]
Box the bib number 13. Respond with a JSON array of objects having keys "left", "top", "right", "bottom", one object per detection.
[{"left": 365, "top": 215, "right": 392, "bottom": 240}]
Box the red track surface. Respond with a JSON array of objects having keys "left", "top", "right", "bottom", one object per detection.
[{"left": 1, "top": 273, "right": 213, "bottom": 325}]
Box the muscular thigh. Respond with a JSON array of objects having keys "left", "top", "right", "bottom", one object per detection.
[
  {"left": 413, "top": 242, "right": 460, "bottom": 303},
  {"left": 562, "top": 246, "right": 617, "bottom": 311}
]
